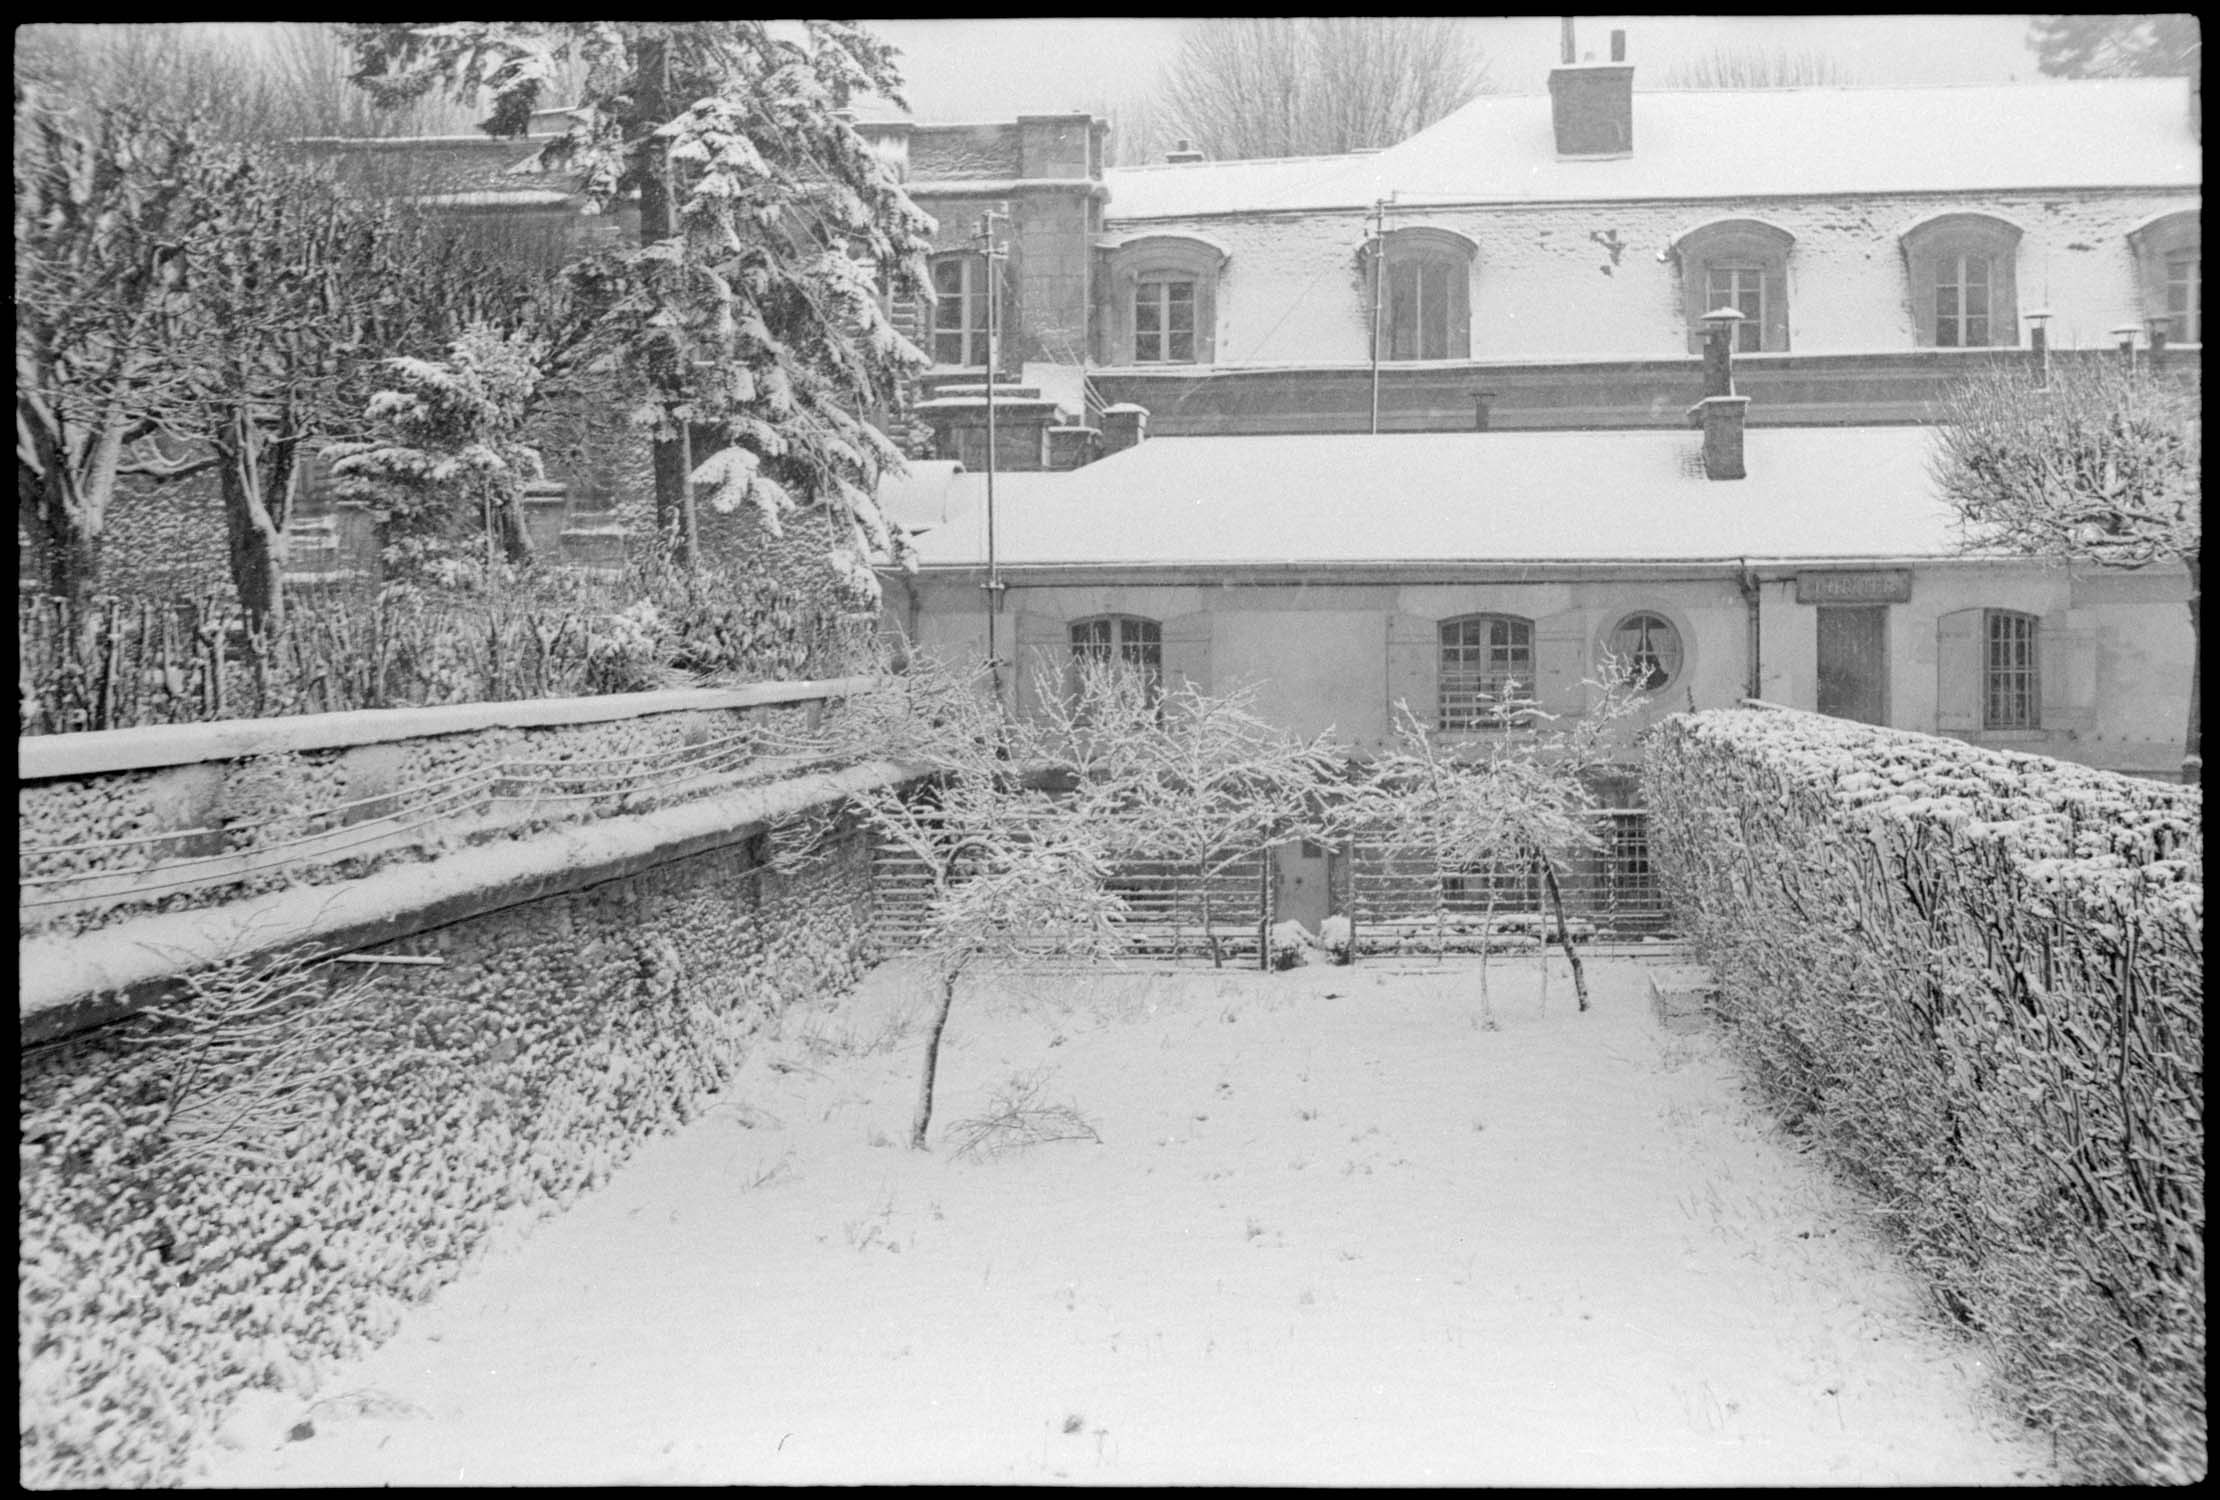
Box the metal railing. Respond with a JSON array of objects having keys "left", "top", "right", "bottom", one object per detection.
[{"left": 870, "top": 809, "right": 1670, "bottom": 963}]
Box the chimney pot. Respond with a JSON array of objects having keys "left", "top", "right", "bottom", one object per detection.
[
  {"left": 1561, "top": 16, "right": 1576, "bottom": 65},
  {"left": 1699, "top": 306, "right": 1745, "bottom": 398},
  {"left": 1164, "top": 137, "right": 1204, "bottom": 164},
  {"left": 1610, "top": 29, "right": 1627, "bottom": 62},
  {"left": 1686, "top": 395, "right": 1750, "bottom": 482}
]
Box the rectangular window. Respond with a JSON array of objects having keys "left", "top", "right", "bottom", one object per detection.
[
  {"left": 1071, "top": 616, "right": 1164, "bottom": 698},
  {"left": 1984, "top": 611, "right": 2039, "bottom": 730},
  {"left": 1704, "top": 265, "right": 1765, "bottom": 352},
  {"left": 931, "top": 256, "right": 989, "bottom": 367},
  {"left": 2165, "top": 252, "right": 2201, "bottom": 344},
  {"left": 1386, "top": 257, "right": 1456, "bottom": 360},
  {"left": 1134, "top": 279, "right": 1196, "bottom": 363},
  {"left": 1438, "top": 617, "right": 1533, "bottom": 729},
  {"left": 1935, "top": 255, "right": 1992, "bottom": 347}
]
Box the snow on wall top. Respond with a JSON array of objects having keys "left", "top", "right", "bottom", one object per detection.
[
  {"left": 902, "top": 427, "right": 1968, "bottom": 569},
  {"left": 1106, "top": 80, "right": 2201, "bottom": 220}
]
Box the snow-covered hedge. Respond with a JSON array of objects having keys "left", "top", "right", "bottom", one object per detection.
[
  {"left": 1642, "top": 709, "right": 2202, "bottom": 1484},
  {"left": 18, "top": 815, "right": 876, "bottom": 1488}
]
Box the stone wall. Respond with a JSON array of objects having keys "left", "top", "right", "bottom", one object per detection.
[
  {"left": 19, "top": 798, "right": 878, "bottom": 1489},
  {"left": 1103, "top": 188, "right": 2199, "bottom": 366}
]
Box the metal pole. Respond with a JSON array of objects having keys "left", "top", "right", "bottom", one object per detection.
[
  {"left": 1370, "top": 198, "right": 1386, "bottom": 435},
  {"left": 979, "top": 207, "right": 1009, "bottom": 709}
]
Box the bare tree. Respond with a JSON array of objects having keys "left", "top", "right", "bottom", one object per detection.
[
  {"left": 1661, "top": 47, "right": 1859, "bottom": 89},
  {"left": 1930, "top": 356, "right": 2202, "bottom": 782},
  {"left": 1153, "top": 18, "right": 1492, "bottom": 160}
]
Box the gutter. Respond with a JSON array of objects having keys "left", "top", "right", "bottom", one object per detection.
[{"left": 1738, "top": 557, "right": 1763, "bottom": 701}]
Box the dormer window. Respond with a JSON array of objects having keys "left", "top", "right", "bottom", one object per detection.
[
  {"left": 1668, "top": 219, "right": 1794, "bottom": 353},
  {"left": 1365, "top": 226, "right": 1476, "bottom": 362},
  {"left": 2128, "top": 209, "right": 2201, "bottom": 344},
  {"left": 1099, "top": 233, "right": 1227, "bottom": 365},
  {"left": 1901, "top": 212, "right": 2022, "bottom": 349}
]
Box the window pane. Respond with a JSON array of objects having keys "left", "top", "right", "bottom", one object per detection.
[
  {"left": 1964, "top": 316, "right": 1988, "bottom": 346},
  {"left": 1963, "top": 256, "right": 1988, "bottom": 288},
  {"left": 1936, "top": 283, "right": 1959, "bottom": 318},
  {"left": 1168, "top": 326, "right": 1194, "bottom": 362},
  {"left": 1422, "top": 262, "right": 1450, "bottom": 359},
  {"left": 1983, "top": 611, "right": 2038, "bottom": 729},
  {"left": 1388, "top": 260, "right": 1419, "bottom": 360},
  {"left": 1166, "top": 281, "right": 1193, "bottom": 310}
]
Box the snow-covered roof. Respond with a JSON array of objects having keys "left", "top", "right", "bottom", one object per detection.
[
  {"left": 1105, "top": 79, "right": 2201, "bottom": 219},
  {"left": 901, "top": 427, "right": 1971, "bottom": 570},
  {"left": 874, "top": 459, "right": 969, "bottom": 531}
]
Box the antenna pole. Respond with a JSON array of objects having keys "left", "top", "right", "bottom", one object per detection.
[{"left": 978, "top": 206, "right": 1011, "bottom": 709}]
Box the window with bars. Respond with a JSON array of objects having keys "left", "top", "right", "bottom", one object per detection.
[
  {"left": 1133, "top": 277, "right": 1196, "bottom": 363},
  {"left": 2166, "top": 251, "right": 2201, "bottom": 344},
  {"left": 930, "top": 254, "right": 990, "bottom": 367},
  {"left": 1607, "top": 612, "right": 1682, "bottom": 691},
  {"left": 1984, "top": 610, "right": 2039, "bottom": 730},
  {"left": 1438, "top": 615, "right": 1533, "bottom": 728},
  {"left": 1703, "top": 266, "right": 1766, "bottom": 352},
  {"left": 1071, "top": 615, "right": 1164, "bottom": 698},
  {"left": 1934, "top": 254, "right": 1994, "bottom": 347}
]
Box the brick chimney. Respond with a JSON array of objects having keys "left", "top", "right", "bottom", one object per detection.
[
  {"left": 1101, "top": 403, "right": 1149, "bottom": 454},
  {"left": 1688, "top": 307, "right": 1747, "bottom": 480},
  {"left": 1549, "top": 23, "right": 1634, "bottom": 157},
  {"left": 1164, "top": 138, "right": 1204, "bottom": 165}
]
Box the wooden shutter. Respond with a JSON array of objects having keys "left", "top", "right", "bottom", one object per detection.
[
  {"left": 2039, "top": 614, "right": 2097, "bottom": 733},
  {"left": 1532, "top": 612, "right": 1590, "bottom": 716},
  {"left": 1385, "top": 613, "right": 1438, "bottom": 740},
  {"left": 1934, "top": 608, "right": 1981, "bottom": 732},
  {"left": 1010, "top": 610, "right": 1066, "bottom": 720},
  {"left": 1763, "top": 263, "right": 1790, "bottom": 351},
  {"left": 1192, "top": 275, "right": 1217, "bottom": 364},
  {"left": 1905, "top": 251, "right": 1940, "bottom": 348},
  {"left": 1161, "top": 611, "right": 1212, "bottom": 696},
  {"left": 1450, "top": 261, "right": 1472, "bottom": 359}
]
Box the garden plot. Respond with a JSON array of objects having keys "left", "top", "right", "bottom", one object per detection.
[{"left": 192, "top": 955, "right": 2054, "bottom": 1487}]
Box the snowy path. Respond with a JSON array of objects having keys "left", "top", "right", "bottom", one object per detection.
[{"left": 193, "top": 955, "right": 2053, "bottom": 1486}]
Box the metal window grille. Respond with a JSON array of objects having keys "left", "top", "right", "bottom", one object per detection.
[
  {"left": 1984, "top": 610, "right": 2039, "bottom": 730},
  {"left": 1438, "top": 615, "right": 1533, "bottom": 729}
]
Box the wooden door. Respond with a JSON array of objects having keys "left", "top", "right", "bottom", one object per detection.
[{"left": 1816, "top": 605, "right": 1889, "bottom": 725}]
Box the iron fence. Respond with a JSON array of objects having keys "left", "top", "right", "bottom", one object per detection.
[{"left": 871, "top": 809, "right": 1670, "bottom": 963}]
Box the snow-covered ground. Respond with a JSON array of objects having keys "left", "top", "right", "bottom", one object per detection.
[{"left": 193, "top": 954, "right": 2054, "bottom": 1486}]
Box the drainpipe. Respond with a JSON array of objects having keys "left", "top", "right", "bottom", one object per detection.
[{"left": 1737, "top": 558, "right": 1762, "bottom": 702}]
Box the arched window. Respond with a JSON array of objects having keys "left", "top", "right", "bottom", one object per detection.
[
  {"left": 1438, "top": 614, "right": 1532, "bottom": 727},
  {"left": 929, "top": 252, "right": 992, "bottom": 368},
  {"left": 1900, "top": 213, "right": 2022, "bottom": 348},
  {"left": 1668, "top": 219, "right": 1794, "bottom": 353},
  {"left": 1607, "top": 612, "right": 1683, "bottom": 690},
  {"left": 1098, "top": 233, "right": 1228, "bottom": 365},
  {"left": 1365, "top": 227, "right": 1476, "bottom": 361},
  {"left": 2128, "top": 209, "right": 2201, "bottom": 344}
]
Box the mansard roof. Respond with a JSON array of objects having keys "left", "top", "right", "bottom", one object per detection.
[{"left": 1105, "top": 78, "right": 2201, "bottom": 219}]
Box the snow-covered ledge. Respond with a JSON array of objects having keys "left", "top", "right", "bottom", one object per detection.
[
  {"left": 17, "top": 677, "right": 883, "bottom": 781},
  {"left": 20, "top": 758, "right": 922, "bottom": 1044}
]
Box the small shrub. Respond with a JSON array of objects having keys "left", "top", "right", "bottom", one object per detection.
[{"left": 946, "top": 1069, "right": 1101, "bottom": 1162}]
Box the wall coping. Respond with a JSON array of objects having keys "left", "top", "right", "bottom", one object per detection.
[
  {"left": 19, "top": 758, "right": 923, "bottom": 1043},
  {"left": 16, "top": 677, "right": 885, "bottom": 782}
]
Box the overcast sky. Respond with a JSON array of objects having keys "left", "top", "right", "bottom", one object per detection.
[{"left": 865, "top": 16, "right": 2046, "bottom": 122}]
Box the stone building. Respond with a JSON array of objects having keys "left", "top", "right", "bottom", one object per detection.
[{"left": 880, "top": 31, "right": 2202, "bottom": 801}]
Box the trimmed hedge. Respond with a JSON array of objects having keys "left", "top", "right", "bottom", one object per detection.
[{"left": 1642, "top": 709, "right": 2203, "bottom": 1484}]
